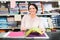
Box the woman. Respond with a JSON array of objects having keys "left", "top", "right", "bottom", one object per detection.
[{"left": 21, "top": 4, "right": 45, "bottom": 33}]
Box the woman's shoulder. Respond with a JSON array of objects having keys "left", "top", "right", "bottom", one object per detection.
[
  {"left": 23, "top": 14, "right": 30, "bottom": 18},
  {"left": 36, "top": 16, "right": 40, "bottom": 21},
  {"left": 24, "top": 14, "right": 29, "bottom": 17}
]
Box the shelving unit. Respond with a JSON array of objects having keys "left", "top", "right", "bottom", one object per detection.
[
  {"left": 0, "top": 1, "right": 21, "bottom": 32},
  {"left": 0, "top": 0, "right": 60, "bottom": 32}
]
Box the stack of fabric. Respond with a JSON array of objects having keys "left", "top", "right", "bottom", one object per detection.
[{"left": 0, "top": 17, "right": 8, "bottom": 28}]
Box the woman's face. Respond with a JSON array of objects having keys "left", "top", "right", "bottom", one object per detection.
[{"left": 29, "top": 5, "right": 37, "bottom": 14}]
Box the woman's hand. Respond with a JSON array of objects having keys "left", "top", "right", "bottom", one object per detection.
[
  {"left": 21, "top": 26, "right": 27, "bottom": 32},
  {"left": 32, "top": 27, "right": 45, "bottom": 35}
]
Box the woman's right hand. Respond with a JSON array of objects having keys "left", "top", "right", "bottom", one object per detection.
[{"left": 21, "top": 27, "right": 27, "bottom": 32}]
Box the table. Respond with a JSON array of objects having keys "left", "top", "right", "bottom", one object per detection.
[{"left": 1, "top": 31, "right": 49, "bottom": 40}]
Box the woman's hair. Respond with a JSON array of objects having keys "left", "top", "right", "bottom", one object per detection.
[{"left": 28, "top": 4, "right": 38, "bottom": 13}]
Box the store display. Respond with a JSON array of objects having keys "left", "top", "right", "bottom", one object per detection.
[
  {"left": 40, "top": 17, "right": 49, "bottom": 28},
  {"left": 10, "top": 0, "right": 16, "bottom": 8},
  {"left": 0, "top": 30, "right": 5, "bottom": 33},
  {"left": 14, "top": 15, "right": 21, "bottom": 21},
  {"left": 7, "top": 16, "right": 14, "bottom": 22},
  {"left": 25, "top": 27, "right": 44, "bottom": 37},
  {"left": 7, "top": 31, "right": 25, "bottom": 37},
  {"left": 0, "top": 2, "right": 10, "bottom": 14},
  {"left": 0, "top": 1, "right": 59, "bottom": 33},
  {"left": 10, "top": 8, "right": 19, "bottom": 15},
  {"left": 27, "top": 32, "right": 46, "bottom": 37},
  {"left": 3, "top": 31, "right": 49, "bottom": 39},
  {"left": 0, "top": 8, "right": 8, "bottom": 14},
  {"left": 0, "top": 16, "right": 8, "bottom": 28},
  {"left": 19, "top": 2, "right": 28, "bottom": 14},
  {"left": 8, "top": 21, "right": 17, "bottom": 27},
  {"left": 0, "top": 1, "right": 60, "bottom": 40},
  {"left": 7, "top": 16, "right": 17, "bottom": 27},
  {"left": 52, "top": 15, "right": 60, "bottom": 28}
]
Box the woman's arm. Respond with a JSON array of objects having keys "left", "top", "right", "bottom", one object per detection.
[
  {"left": 39, "top": 19, "right": 46, "bottom": 33},
  {"left": 21, "top": 15, "right": 26, "bottom": 31}
]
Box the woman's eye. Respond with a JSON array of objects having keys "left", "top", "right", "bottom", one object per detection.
[
  {"left": 29, "top": 8, "right": 31, "bottom": 10},
  {"left": 33, "top": 8, "right": 35, "bottom": 9},
  {"left": 29, "top": 8, "right": 35, "bottom": 10}
]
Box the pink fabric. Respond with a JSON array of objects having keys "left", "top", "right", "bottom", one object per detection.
[
  {"left": 10, "top": 0, "right": 16, "bottom": 8},
  {"left": 8, "top": 31, "right": 25, "bottom": 37}
]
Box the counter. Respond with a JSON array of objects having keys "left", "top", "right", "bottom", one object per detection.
[{"left": 0, "top": 31, "right": 49, "bottom": 40}]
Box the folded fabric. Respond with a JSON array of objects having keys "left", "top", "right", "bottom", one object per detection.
[
  {"left": 7, "top": 31, "right": 25, "bottom": 37},
  {"left": 25, "top": 27, "right": 44, "bottom": 37},
  {"left": 27, "top": 32, "right": 46, "bottom": 37},
  {"left": 0, "top": 25, "right": 8, "bottom": 28},
  {"left": 10, "top": 8, "right": 19, "bottom": 15},
  {"left": 8, "top": 22, "right": 17, "bottom": 26}
]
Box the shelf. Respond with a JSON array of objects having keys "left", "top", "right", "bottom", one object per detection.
[
  {"left": 10, "top": 0, "right": 59, "bottom": 1},
  {"left": 0, "top": 14, "right": 9, "bottom": 16},
  {"left": 0, "top": 0, "right": 10, "bottom": 1},
  {"left": 52, "top": 8, "right": 60, "bottom": 9},
  {"left": 21, "top": 13, "right": 60, "bottom": 15},
  {"left": 0, "top": 0, "right": 59, "bottom": 2},
  {"left": 37, "top": 14, "right": 51, "bottom": 15},
  {"left": 0, "top": 14, "right": 21, "bottom": 16},
  {"left": 0, "top": 1, "right": 60, "bottom": 32},
  {"left": 0, "top": 26, "right": 20, "bottom": 29}
]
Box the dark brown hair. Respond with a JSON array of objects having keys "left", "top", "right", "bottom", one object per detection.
[{"left": 28, "top": 4, "right": 38, "bottom": 13}]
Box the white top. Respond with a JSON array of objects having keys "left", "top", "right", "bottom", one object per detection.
[{"left": 21, "top": 15, "right": 45, "bottom": 31}]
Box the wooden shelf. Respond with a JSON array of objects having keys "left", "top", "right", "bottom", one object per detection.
[
  {"left": 21, "top": 13, "right": 60, "bottom": 15},
  {"left": 0, "top": 14, "right": 21, "bottom": 16},
  {"left": 0, "top": 26, "right": 20, "bottom": 29}
]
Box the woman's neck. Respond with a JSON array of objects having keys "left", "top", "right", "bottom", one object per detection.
[{"left": 30, "top": 13, "right": 36, "bottom": 18}]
